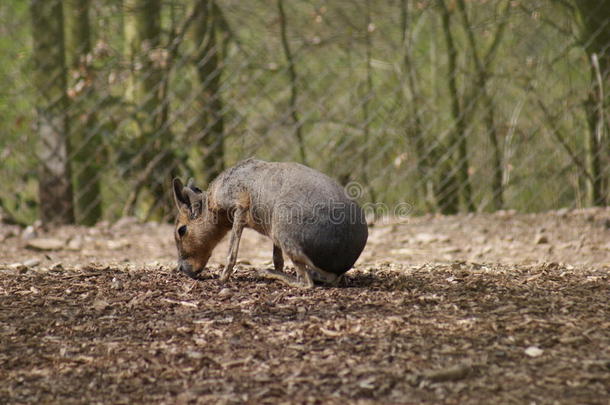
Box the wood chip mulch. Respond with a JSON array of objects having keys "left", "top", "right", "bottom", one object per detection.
[{"left": 1, "top": 261, "right": 608, "bottom": 404}]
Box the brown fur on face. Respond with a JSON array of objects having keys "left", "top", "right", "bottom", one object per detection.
[{"left": 172, "top": 178, "right": 230, "bottom": 278}]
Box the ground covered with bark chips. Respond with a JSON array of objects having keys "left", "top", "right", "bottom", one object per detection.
[{"left": 1, "top": 208, "right": 609, "bottom": 404}]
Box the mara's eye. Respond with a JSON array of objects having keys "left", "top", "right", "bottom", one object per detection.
[{"left": 177, "top": 225, "right": 187, "bottom": 237}]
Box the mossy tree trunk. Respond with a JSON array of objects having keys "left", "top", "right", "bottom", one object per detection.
[
  {"left": 437, "top": 0, "right": 475, "bottom": 214},
  {"left": 277, "top": 0, "right": 306, "bottom": 165},
  {"left": 123, "top": 0, "right": 172, "bottom": 218},
  {"left": 360, "top": 0, "right": 376, "bottom": 203},
  {"left": 64, "top": 0, "right": 102, "bottom": 225},
  {"left": 190, "top": 0, "right": 225, "bottom": 187},
  {"left": 400, "top": 0, "right": 437, "bottom": 211},
  {"left": 574, "top": 0, "right": 609, "bottom": 206},
  {"left": 456, "top": 0, "right": 511, "bottom": 211},
  {"left": 30, "top": 0, "right": 74, "bottom": 225}
]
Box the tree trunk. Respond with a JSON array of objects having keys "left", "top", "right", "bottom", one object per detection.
[
  {"left": 584, "top": 72, "right": 605, "bottom": 206},
  {"left": 400, "top": 0, "right": 435, "bottom": 210},
  {"left": 278, "top": 0, "right": 306, "bottom": 164},
  {"left": 456, "top": 0, "right": 511, "bottom": 211},
  {"left": 575, "top": 0, "right": 609, "bottom": 206},
  {"left": 438, "top": 0, "right": 475, "bottom": 213},
  {"left": 64, "top": 0, "right": 102, "bottom": 225},
  {"left": 190, "top": 0, "right": 225, "bottom": 187},
  {"left": 124, "top": 0, "right": 163, "bottom": 114},
  {"left": 123, "top": 0, "right": 172, "bottom": 218},
  {"left": 484, "top": 99, "right": 504, "bottom": 210},
  {"left": 360, "top": 0, "right": 376, "bottom": 203},
  {"left": 30, "top": 0, "right": 74, "bottom": 225}
]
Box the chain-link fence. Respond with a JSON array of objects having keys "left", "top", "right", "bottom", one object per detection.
[{"left": 1, "top": 0, "right": 608, "bottom": 225}]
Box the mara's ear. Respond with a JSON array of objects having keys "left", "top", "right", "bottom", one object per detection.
[
  {"left": 186, "top": 178, "right": 203, "bottom": 194},
  {"left": 184, "top": 186, "right": 206, "bottom": 219},
  {"left": 172, "top": 178, "right": 189, "bottom": 213}
]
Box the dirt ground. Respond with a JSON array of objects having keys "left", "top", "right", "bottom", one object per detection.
[{"left": 1, "top": 208, "right": 609, "bottom": 404}]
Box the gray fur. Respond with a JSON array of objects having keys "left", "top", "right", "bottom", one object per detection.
[{"left": 173, "top": 158, "right": 368, "bottom": 287}]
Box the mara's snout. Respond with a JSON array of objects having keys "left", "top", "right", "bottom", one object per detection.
[{"left": 176, "top": 258, "right": 202, "bottom": 279}]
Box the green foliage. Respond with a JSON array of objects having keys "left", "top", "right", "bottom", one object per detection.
[{"left": 0, "top": 0, "right": 607, "bottom": 224}]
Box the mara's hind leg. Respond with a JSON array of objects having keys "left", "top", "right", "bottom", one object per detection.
[
  {"left": 273, "top": 244, "right": 284, "bottom": 272},
  {"left": 309, "top": 267, "right": 343, "bottom": 286},
  {"left": 258, "top": 257, "right": 313, "bottom": 289},
  {"left": 294, "top": 262, "right": 314, "bottom": 289},
  {"left": 259, "top": 267, "right": 313, "bottom": 289},
  {"left": 261, "top": 243, "right": 313, "bottom": 288},
  {"left": 259, "top": 263, "right": 340, "bottom": 288}
]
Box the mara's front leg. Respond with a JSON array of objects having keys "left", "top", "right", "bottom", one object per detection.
[{"left": 220, "top": 206, "right": 247, "bottom": 282}]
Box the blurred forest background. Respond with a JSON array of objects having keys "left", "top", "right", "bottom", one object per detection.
[{"left": 0, "top": 0, "right": 608, "bottom": 225}]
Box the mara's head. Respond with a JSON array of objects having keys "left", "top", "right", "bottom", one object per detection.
[{"left": 172, "top": 178, "right": 224, "bottom": 278}]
